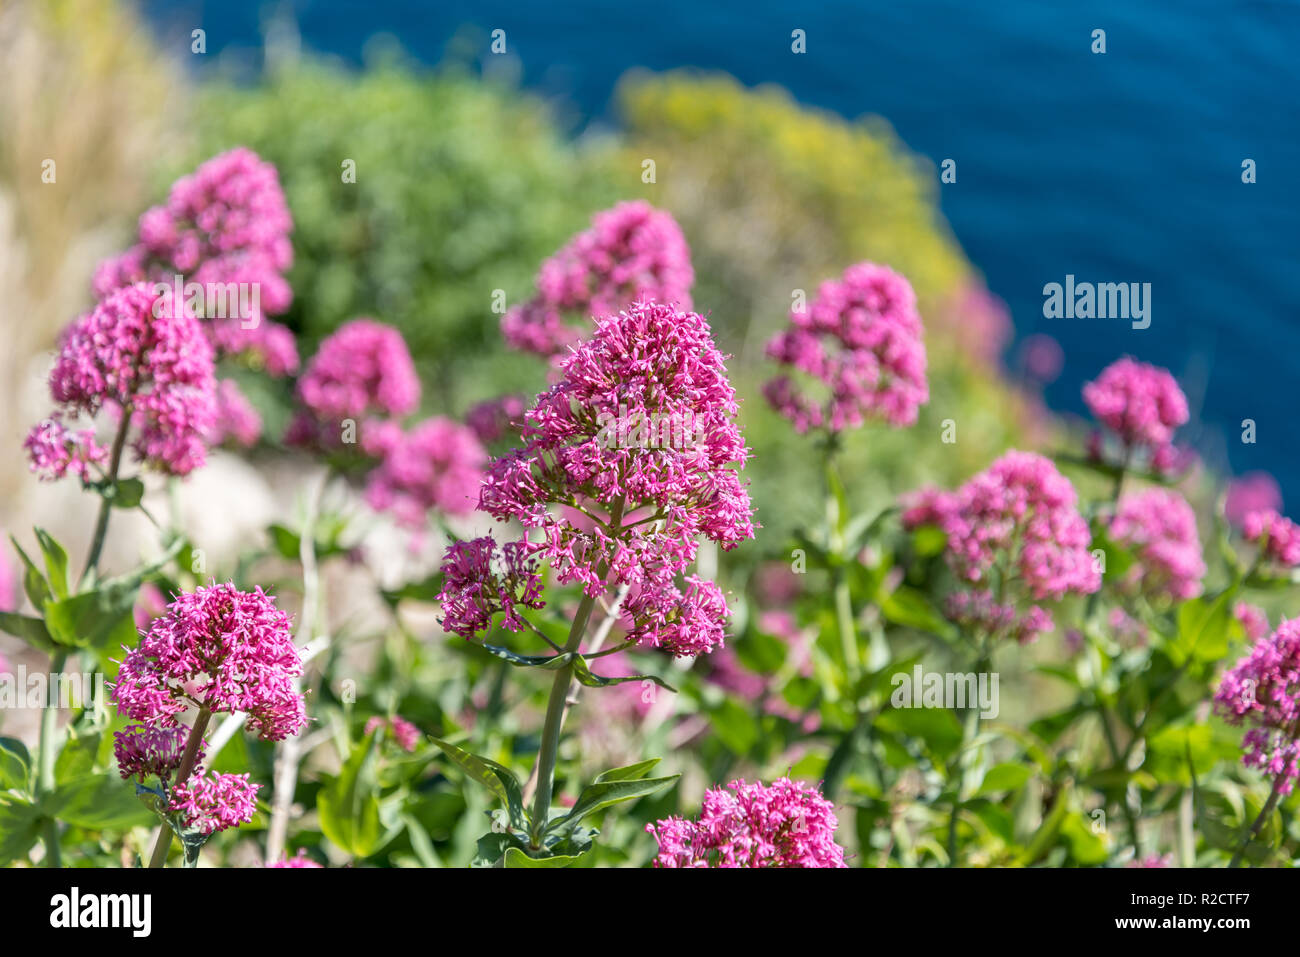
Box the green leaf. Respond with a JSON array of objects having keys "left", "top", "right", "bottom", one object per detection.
[
  {"left": 878, "top": 585, "right": 955, "bottom": 640},
  {"left": 9, "top": 537, "right": 51, "bottom": 608},
  {"left": 1169, "top": 591, "right": 1233, "bottom": 666},
  {"left": 874, "top": 706, "right": 964, "bottom": 761},
  {"left": 503, "top": 846, "right": 590, "bottom": 868},
  {"left": 0, "top": 737, "right": 31, "bottom": 794},
  {"left": 709, "top": 698, "right": 761, "bottom": 754},
  {"left": 972, "top": 762, "right": 1033, "bottom": 798},
  {"left": 478, "top": 645, "right": 576, "bottom": 670},
  {"left": 1060, "top": 811, "right": 1109, "bottom": 865},
  {"left": 570, "top": 656, "right": 677, "bottom": 693},
  {"left": 0, "top": 611, "right": 57, "bottom": 652},
  {"left": 109, "top": 478, "right": 145, "bottom": 510},
  {"left": 43, "top": 583, "right": 139, "bottom": 652},
  {"left": 43, "top": 773, "right": 155, "bottom": 830},
  {"left": 318, "top": 730, "right": 385, "bottom": 858},
  {"left": 33, "top": 528, "right": 70, "bottom": 599},
  {"left": 429, "top": 736, "right": 527, "bottom": 830},
  {"left": 594, "top": 758, "right": 661, "bottom": 783},
  {"left": 548, "top": 774, "right": 679, "bottom": 832},
  {"left": 0, "top": 798, "right": 41, "bottom": 864}
]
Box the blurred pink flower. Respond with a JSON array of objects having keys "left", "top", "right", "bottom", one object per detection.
[{"left": 1226, "top": 473, "right": 1283, "bottom": 528}]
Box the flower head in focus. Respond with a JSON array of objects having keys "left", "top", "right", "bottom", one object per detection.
[
  {"left": 502, "top": 201, "right": 693, "bottom": 359},
  {"left": 453, "top": 301, "right": 755, "bottom": 657},
  {"left": 764, "top": 262, "right": 928, "bottom": 432},
  {"left": 112, "top": 582, "right": 306, "bottom": 740},
  {"left": 25, "top": 282, "right": 217, "bottom": 480},
  {"left": 646, "top": 777, "right": 846, "bottom": 867}
]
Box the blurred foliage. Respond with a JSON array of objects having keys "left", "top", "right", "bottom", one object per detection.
[{"left": 185, "top": 55, "right": 625, "bottom": 412}]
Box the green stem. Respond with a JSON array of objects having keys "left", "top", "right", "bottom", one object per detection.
[
  {"left": 1228, "top": 725, "right": 1295, "bottom": 868},
  {"left": 947, "top": 641, "right": 991, "bottom": 867},
  {"left": 529, "top": 591, "right": 598, "bottom": 845},
  {"left": 148, "top": 707, "right": 211, "bottom": 868},
  {"left": 1098, "top": 704, "right": 1141, "bottom": 855},
  {"left": 79, "top": 406, "right": 133, "bottom": 588},
  {"left": 528, "top": 496, "right": 625, "bottom": 845},
  {"left": 37, "top": 650, "right": 68, "bottom": 867}
]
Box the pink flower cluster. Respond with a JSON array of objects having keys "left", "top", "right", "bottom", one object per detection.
[
  {"left": 1214, "top": 617, "right": 1300, "bottom": 794},
  {"left": 902, "top": 451, "right": 1100, "bottom": 642},
  {"left": 113, "top": 722, "right": 195, "bottom": 782},
  {"left": 113, "top": 582, "right": 307, "bottom": 740},
  {"left": 25, "top": 283, "right": 217, "bottom": 479},
  {"left": 453, "top": 301, "right": 754, "bottom": 657},
  {"left": 764, "top": 262, "right": 928, "bottom": 432},
  {"left": 364, "top": 714, "right": 422, "bottom": 752},
  {"left": 438, "top": 537, "right": 545, "bottom": 637},
  {"left": 93, "top": 147, "right": 297, "bottom": 375},
  {"left": 1082, "top": 357, "right": 1188, "bottom": 471},
  {"left": 168, "top": 772, "right": 260, "bottom": 835},
  {"left": 647, "top": 777, "right": 846, "bottom": 867},
  {"left": 1108, "top": 488, "right": 1206, "bottom": 601},
  {"left": 1242, "top": 509, "right": 1300, "bottom": 568},
  {"left": 265, "top": 850, "right": 324, "bottom": 868},
  {"left": 286, "top": 318, "right": 420, "bottom": 450},
  {"left": 502, "top": 201, "right": 694, "bottom": 358},
  {"left": 1224, "top": 473, "right": 1283, "bottom": 527},
  {"left": 361, "top": 418, "right": 487, "bottom": 527}
]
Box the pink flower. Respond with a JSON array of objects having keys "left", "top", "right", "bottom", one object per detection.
[
  {"left": 1108, "top": 488, "right": 1206, "bottom": 601},
  {"left": 113, "top": 722, "right": 195, "bottom": 781},
  {"left": 1082, "top": 357, "right": 1188, "bottom": 457},
  {"left": 286, "top": 319, "right": 420, "bottom": 450},
  {"left": 1225, "top": 473, "right": 1283, "bottom": 528},
  {"left": 902, "top": 451, "right": 1100, "bottom": 641},
  {"left": 1236, "top": 602, "right": 1270, "bottom": 643},
  {"left": 1108, "top": 607, "right": 1149, "bottom": 648},
  {"left": 168, "top": 771, "right": 260, "bottom": 835},
  {"left": 207, "top": 379, "right": 263, "bottom": 447},
  {"left": 438, "top": 537, "right": 545, "bottom": 638},
  {"left": 112, "top": 582, "right": 307, "bottom": 741},
  {"left": 362, "top": 418, "right": 487, "bottom": 527},
  {"left": 647, "top": 777, "right": 847, "bottom": 867},
  {"left": 26, "top": 283, "right": 217, "bottom": 479},
  {"left": 1214, "top": 617, "right": 1300, "bottom": 794},
  {"left": 503, "top": 201, "right": 694, "bottom": 358},
  {"left": 764, "top": 262, "right": 928, "bottom": 432},
  {"left": 93, "top": 147, "right": 298, "bottom": 375},
  {"left": 465, "top": 301, "right": 755, "bottom": 657},
  {"left": 364, "top": 715, "right": 422, "bottom": 752},
  {"left": 1242, "top": 510, "right": 1300, "bottom": 568},
  {"left": 265, "top": 850, "right": 323, "bottom": 868}
]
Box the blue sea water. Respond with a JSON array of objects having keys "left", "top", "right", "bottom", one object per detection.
[{"left": 142, "top": 0, "right": 1300, "bottom": 503}]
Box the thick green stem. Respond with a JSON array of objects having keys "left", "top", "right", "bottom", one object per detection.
[
  {"left": 529, "top": 592, "right": 598, "bottom": 845},
  {"left": 37, "top": 650, "right": 68, "bottom": 867},
  {"left": 148, "top": 707, "right": 211, "bottom": 868}
]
